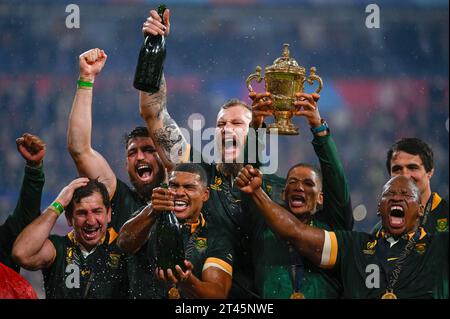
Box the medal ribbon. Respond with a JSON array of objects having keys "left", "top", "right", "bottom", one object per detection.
[
  {"left": 376, "top": 228, "right": 421, "bottom": 293},
  {"left": 288, "top": 245, "right": 305, "bottom": 293},
  {"left": 420, "top": 193, "right": 434, "bottom": 228}
]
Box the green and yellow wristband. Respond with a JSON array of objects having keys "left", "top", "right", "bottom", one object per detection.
[
  {"left": 49, "top": 201, "right": 65, "bottom": 216},
  {"left": 77, "top": 78, "right": 94, "bottom": 90}
]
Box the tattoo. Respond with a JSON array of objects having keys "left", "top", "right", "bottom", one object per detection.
[
  {"left": 154, "top": 109, "right": 188, "bottom": 163},
  {"left": 142, "top": 76, "right": 167, "bottom": 118}
]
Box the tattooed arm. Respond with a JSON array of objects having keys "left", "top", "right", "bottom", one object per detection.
[
  {"left": 139, "top": 76, "right": 189, "bottom": 171},
  {"left": 138, "top": 10, "right": 189, "bottom": 171}
]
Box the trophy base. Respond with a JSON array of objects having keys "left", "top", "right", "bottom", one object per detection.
[{"left": 267, "top": 111, "right": 299, "bottom": 135}]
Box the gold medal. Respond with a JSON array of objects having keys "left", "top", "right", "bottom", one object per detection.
[
  {"left": 290, "top": 292, "right": 305, "bottom": 299},
  {"left": 381, "top": 290, "right": 397, "bottom": 299},
  {"left": 168, "top": 286, "right": 180, "bottom": 299}
]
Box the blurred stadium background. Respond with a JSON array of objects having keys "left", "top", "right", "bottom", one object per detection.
[{"left": 0, "top": 0, "right": 448, "bottom": 298}]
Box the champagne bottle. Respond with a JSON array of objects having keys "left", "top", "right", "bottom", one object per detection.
[
  {"left": 155, "top": 186, "right": 185, "bottom": 272},
  {"left": 133, "top": 4, "right": 167, "bottom": 93}
]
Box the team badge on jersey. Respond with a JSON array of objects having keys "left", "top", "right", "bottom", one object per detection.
[
  {"left": 363, "top": 239, "right": 377, "bottom": 255},
  {"left": 414, "top": 243, "right": 427, "bottom": 254},
  {"left": 210, "top": 176, "right": 222, "bottom": 191},
  {"left": 436, "top": 218, "right": 448, "bottom": 232}
]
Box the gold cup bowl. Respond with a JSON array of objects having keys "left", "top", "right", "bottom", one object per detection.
[{"left": 246, "top": 43, "right": 323, "bottom": 135}]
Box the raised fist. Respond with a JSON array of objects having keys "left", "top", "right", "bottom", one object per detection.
[{"left": 79, "top": 48, "right": 108, "bottom": 81}]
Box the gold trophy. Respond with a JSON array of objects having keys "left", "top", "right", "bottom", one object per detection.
[{"left": 246, "top": 43, "right": 323, "bottom": 135}]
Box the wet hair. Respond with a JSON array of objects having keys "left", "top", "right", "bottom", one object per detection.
[
  {"left": 123, "top": 126, "right": 150, "bottom": 149},
  {"left": 386, "top": 138, "right": 434, "bottom": 174},
  {"left": 220, "top": 99, "right": 252, "bottom": 112},
  {"left": 172, "top": 163, "right": 208, "bottom": 187},
  {"left": 65, "top": 179, "right": 110, "bottom": 219},
  {"left": 286, "top": 163, "right": 323, "bottom": 187}
]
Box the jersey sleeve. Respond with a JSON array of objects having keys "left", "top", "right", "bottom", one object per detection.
[
  {"left": 313, "top": 134, "right": 353, "bottom": 231},
  {"left": 203, "top": 226, "right": 234, "bottom": 276},
  {"left": 0, "top": 165, "right": 45, "bottom": 269}
]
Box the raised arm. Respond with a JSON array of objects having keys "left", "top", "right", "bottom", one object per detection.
[
  {"left": 11, "top": 133, "right": 46, "bottom": 232},
  {"left": 67, "top": 48, "right": 117, "bottom": 197},
  {"left": 294, "top": 92, "right": 353, "bottom": 230},
  {"left": 12, "top": 178, "right": 89, "bottom": 270},
  {"left": 236, "top": 165, "right": 326, "bottom": 267},
  {"left": 0, "top": 134, "right": 46, "bottom": 269},
  {"left": 138, "top": 9, "right": 189, "bottom": 170}
]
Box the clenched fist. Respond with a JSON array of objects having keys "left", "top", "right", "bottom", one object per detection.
[
  {"left": 16, "top": 133, "right": 46, "bottom": 167},
  {"left": 79, "top": 48, "right": 108, "bottom": 81},
  {"left": 235, "top": 165, "right": 263, "bottom": 195}
]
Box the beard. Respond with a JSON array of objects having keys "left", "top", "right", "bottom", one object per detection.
[
  {"left": 216, "top": 162, "right": 244, "bottom": 178},
  {"left": 129, "top": 163, "right": 166, "bottom": 202}
]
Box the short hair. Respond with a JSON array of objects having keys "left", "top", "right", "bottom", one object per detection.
[
  {"left": 171, "top": 163, "right": 208, "bottom": 187},
  {"left": 123, "top": 126, "right": 150, "bottom": 148},
  {"left": 386, "top": 138, "right": 434, "bottom": 174},
  {"left": 286, "top": 163, "right": 323, "bottom": 187},
  {"left": 382, "top": 176, "right": 421, "bottom": 202},
  {"left": 220, "top": 99, "right": 252, "bottom": 112},
  {"left": 65, "top": 179, "right": 110, "bottom": 219}
]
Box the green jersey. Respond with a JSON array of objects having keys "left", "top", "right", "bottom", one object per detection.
[
  {"left": 43, "top": 228, "right": 128, "bottom": 299},
  {"left": 190, "top": 132, "right": 283, "bottom": 298},
  {"left": 251, "top": 134, "right": 353, "bottom": 299},
  {"left": 180, "top": 213, "right": 233, "bottom": 282},
  {"left": 111, "top": 179, "right": 162, "bottom": 299},
  {"left": 322, "top": 227, "right": 448, "bottom": 299},
  {"left": 146, "top": 213, "right": 234, "bottom": 299},
  {"left": 0, "top": 164, "right": 44, "bottom": 272}
]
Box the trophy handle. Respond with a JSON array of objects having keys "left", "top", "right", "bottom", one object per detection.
[
  {"left": 305, "top": 67, "right": 323, "bottom": 93},
  {"left": 246, "top": 66, "right": 264, "bottom": 92}
]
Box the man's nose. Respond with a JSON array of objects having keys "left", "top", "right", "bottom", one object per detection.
[
  {"left": 294, "top": 181, "right": 305, "bottom": 191},
  {"left": 224, "top": 122, "right": 235, "bottom": 132},
  {"left": 136, "top": 149, "right": 145, "bottom": 160},
  {"left": 396, "top": 167, "right": 411, "bottom": 178},
  {"left": 86, "top": 212, "right": 97, "bottom": 225}
]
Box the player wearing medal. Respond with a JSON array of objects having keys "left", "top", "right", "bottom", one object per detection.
[
  {"left": 67, "top": 47, "right": 167, "bottom": 298},
  {"left": 236, "top": 172, "right": 448, "bottom": 299},
  {"left": 12, "top": 179, "right": 128, "bottom": 298},
  {"left": 137, "top": 9, "right": 284, "bottom": 298},
  {"left": 119, "top": 163, "right": 234, "bottom": 299},
  {"left": 244, "top": 92, "right": 353, "bottom": 298},
  {"left": 372, "top": 138, "right": 448, "bottom": 234}
]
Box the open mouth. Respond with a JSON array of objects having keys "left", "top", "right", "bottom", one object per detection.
[
  {"left": 136, "top": 163, "right": 153, "bottom": 182},
  {"left": 290, "top": 194, "right": 306, "bottom": 208},
  {"left": 173, "top": 199, "right": 189, "bottom": 213},
  {"left": 81, "top": 226, "right": 101, "bottom": 241},
  {"left": 388, "top": 205, "right": 405, "bottom": 228},
  {"left": 223, "top": 136, "right": 238, "bottom": 151}
]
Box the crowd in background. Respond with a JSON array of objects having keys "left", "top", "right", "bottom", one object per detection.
[{"left": 0, "top": 1, "right": 448, "bottom": 297}]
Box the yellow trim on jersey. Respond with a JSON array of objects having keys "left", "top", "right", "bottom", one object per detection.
[
  {"left": 186, "top": 212, "right": 206, "bottom": 234},
  {"left": 108, "top": 228, "right": 119, "bottom": 245},
  {"left": 432, "top": 193, "right": 442, "bottom": 211},
  {"left": 68, "top": 228, "right": 117, "bottom": 246},
  {"left": 203, "top": 257, "right": 232, "bottom": 276},
  {"left": 68, "top": 230, "right": 76, "bottom": 244},
  {"left": 329, "top": 232, "right": 338, "bottom": 267},
  {"left": 321, "top": 231, "right": 338, "bottom": 269}
]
